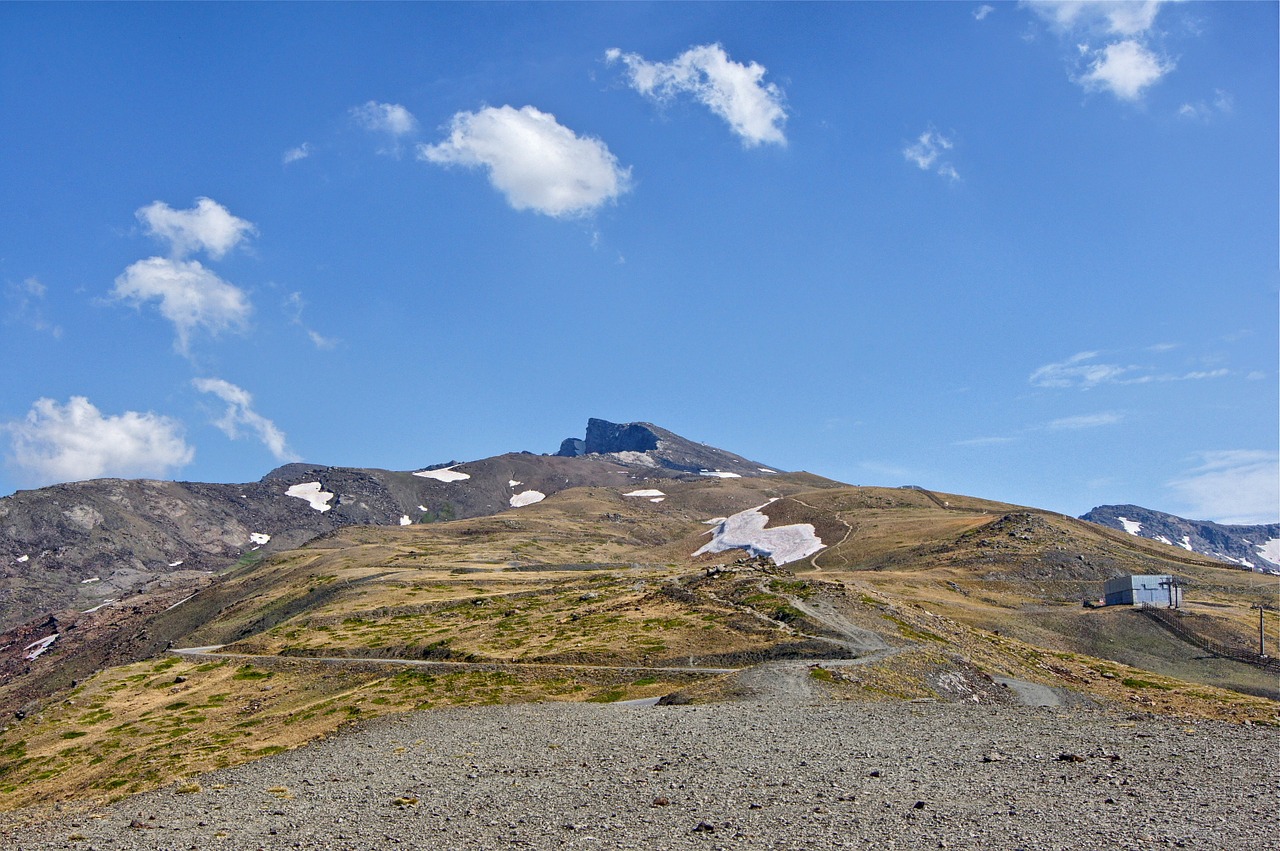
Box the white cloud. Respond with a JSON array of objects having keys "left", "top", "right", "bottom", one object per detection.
[
  {"left": 953, "top": 435, "right": 1018, "bottom": 447},
  {"left": 5, "top": 397, "right": 193, "bottom": 486},
  {"left": 419, "top": 105, "right": 632, "bottom": 218},
  {"left": 1047, "top": 412, "right": 1123, "bottom": 430},
  {"left": 1168, "top": 450, "right": 1280, "bottom": 525},
  {"left": 606, "top": 43, "right": 787, "bottom": 147},
  {"left": 112, "top": 257, "right": 251, "bottom": 355},
  {"left": 1030, "top": 351, "right": 1130, "bottom": 388},
  {"left": 283, "top": 292, "right": 338, "bottom": 350},
  {"left": 283, "top": 142, "right": 311, "bottom": 164},
  {"left": 974, "top": 5, "right": 996, "bottom": 21},
  {"left": 351, "top": 101, "right": 418, "bottom": 136},
  {"left": 903, "top": 129, "right": 960, "bottom": 181},
  {"left": 1027, "top": 1, "right": 1163, "bottom": 37},
  {"left": 193, "top": 378, "right": 297, "bottom": 461},
  {"left": 5, "top": 276, "right": 62, "bottom": 337},
  {"left": 1030, "top": 351, "right": 1230, "bottom": 389},
  {"left": 1178, "top": 89, "right": 1233, "bottom": 121},
  {"left": 136, "top": 198, "right": 255, "bottom": 260},
  {"left": 1078, "top": 39, "right": 1173, "bottom": 101}
]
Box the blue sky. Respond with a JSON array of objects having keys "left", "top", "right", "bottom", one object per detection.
[{"left": 2, "top": 2, "right": 1276, "bottom": 524}]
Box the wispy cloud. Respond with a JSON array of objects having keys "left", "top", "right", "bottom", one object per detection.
[
  {"left": 1047, "top": 412, "right": 1123, "bottom": 430},
  {"left": 1168, "top": 450, "right": 1280, "bottom": 525},
  {"left": 903, "top": 128, "right": 960, "bottom": 181},
  {"left": 284, "top": 291, "right": 337, "bottom": 350},
  {"left": 1178, "top": 89, "right": 1233, "bottom": 122},
  {"left": 5, "top": 276, "right": 62, "bottom": 338},
  {"left": 606, "top": 43, "right": 788, "bottom": 147},
  {"left": 974, "top": 5, "right": 995, "bottom": 22},
  {"left": 953, "top": 435, "right": 1018, "bottom": 447},
  {"left": 351, "top": 101, "right": 419, "bottom": 156},
  {"left": 283, "top": 142, "right": 312, "bottom": 164},
  {"left": 419, "top": 105, "right": 632, "bottom": 218},
  {"left": 193, "top": 378, "right": 297, "bottom": 462},
  {"left": 4, "top": 396, "right": 193, "bottom": 486},
  {"left": 1029, "top": 351, "right": 1230, "bottom": 389}
]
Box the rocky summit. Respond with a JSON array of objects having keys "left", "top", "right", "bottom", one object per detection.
[{"left": 1081, "top": 504, "right": 1280, "bottom": 575}]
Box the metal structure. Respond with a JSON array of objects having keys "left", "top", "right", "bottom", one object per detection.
[{"left": 1103, "top": 574, "right": 1183, "bottom": 608}]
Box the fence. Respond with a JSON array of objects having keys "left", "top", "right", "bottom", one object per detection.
[{"left": 1138, "top": 604, "right": 1280, "bottom": 673}]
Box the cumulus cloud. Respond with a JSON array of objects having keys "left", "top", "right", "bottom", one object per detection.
[
  {"left": 137, "top": 198, "right": 255, "bottom": 260},
  {"left": 903, "top": 129, "right": 960, "bottom": 181},
  {"left": 193, "top": 378, "right": 297, "bottom": 461},
  {"left": 283, "top": 142, "right": 312, "bottom": 164},
  {"left": 419, "top": 105, "right": 632, "bottom": 218},
  {"left": 5, "top": 396, "right": 193, "bottom": 486},
  {"left": 112, "top": 257, "right": 251, "bottom": 355},
  {"left": 1168, "top": 450, "right": 1280, "bottom": 525},
  {"left": 351, "top": 101, "right": 418, "bottom": 136},
  {"left": 1078, "top": 39, "right": 1172, "bottom": 101},
  {"left": 1047, "top": 412, "right": 1123, "bottom": 430},
  {"left": 606, "top": 43, "right": 787, "bottom": 147},
  {"left": 1025, "top": 0, "right": 1175, "bottom": 102}
]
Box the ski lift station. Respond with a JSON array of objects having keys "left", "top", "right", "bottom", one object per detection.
[{"left": 1104, "top": 574, "right": 1183, "bottom": 608}]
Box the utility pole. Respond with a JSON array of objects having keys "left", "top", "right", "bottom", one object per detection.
[{"left": 1250, "top": 604, "right": 1266, "bottom": 657}]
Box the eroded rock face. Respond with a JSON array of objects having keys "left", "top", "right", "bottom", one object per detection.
[
  {"left": 556, "top": 438, "right": 586, "bottom": 457},
  {"left": 585, "top": 419, "right": 661, "bottom": 455}
]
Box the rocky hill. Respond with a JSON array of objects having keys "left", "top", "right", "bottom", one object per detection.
[
  {"left": 1080, "top": 504, "right": 1280, "bottom": 574},
  {"left": 0, "top": 419, "right": 779, "bottom": 631}
]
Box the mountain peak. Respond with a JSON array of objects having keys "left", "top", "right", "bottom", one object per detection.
[{"left": 555, "top": 418, "right": 777, "bottom": 477}]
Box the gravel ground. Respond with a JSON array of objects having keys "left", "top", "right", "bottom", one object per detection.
[{"left": 4, "top": 696, "right": 1275, "bottom": 850}]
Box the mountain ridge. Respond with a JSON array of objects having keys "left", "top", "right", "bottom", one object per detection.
[{"left": 1080, "top": 504, "right": 1280, "bottom": 575}]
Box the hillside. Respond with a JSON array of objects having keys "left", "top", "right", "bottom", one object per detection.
[
  {"left": 0, "top": 422, "right": 1276, "bottom": 817},
  {"left": 1081, "top": 504, "right": 1280, "bottom": 574}
]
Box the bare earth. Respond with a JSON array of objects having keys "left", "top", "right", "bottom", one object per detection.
[{"left": 4, "top": 691, "right": 1275, "bottom": 850}]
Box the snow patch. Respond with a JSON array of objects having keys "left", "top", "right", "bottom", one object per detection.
[
  {"left": 624, "top": 489, "right": 666, "bottom": 498},
  {"left": 650, "top": 497, "right": 665, "bottom": 503},
  {"left": 168, "top": 560, "right": 184, "bottom": 567},
  {"left": 414, "top": 465, "right": 471, "bottom": 482},
  {"left": 759, "top": 468, "right": 777, "bottom": 474},
  {"left": 286, "top": 481, "right": 334, "bottom": 512},
  {"left": 24, "top": 634, "right": 58, "bottom": 661},
  {"left": 699, "top": 471, "right": 742, "bottom": 478},
  {"left": 250, "top": 532, "right": 271, "bottom": 545},
  {"left": 81, "top": 600, "right": 115, "bottom": 614},
  {"left": 15, "top": 555, "right": 28, "bottom": 564},
  {"left": 703, "top": 517, "right": 727, "bottom": 525},
  {"left": 165, "top": 594, "right": 196, "bottom": 612},
  {"left": 510, "top": 490, "right": 546, "bottom": 508},
  {"left": 81, "top": 577, "right": 100, "bottom": 584},
  {"left": 694, "top": 502, "right": 825, "bottom": 566},
  {"left": 1118, "top": 517, "right": 1142, "bottom": 536},
  {"left": 1179, "top": 536, "right": 1193, "bottom": 551},
  {"left": 1256, "top": 538, "right": 1280, "bottom": 566},
  {"left": 1155, "top": 535, "right": 1174, "bottom": 546},
  {"left": 509, "top": 480, "right": 522, "bottom": 487},
  {"left": 399, "top": 515, "right": 412, "bottom": 526}
]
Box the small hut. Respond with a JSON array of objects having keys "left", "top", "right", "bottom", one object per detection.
[{"left": 1103, "top": 574, "right": 1183, "bottom": 608}]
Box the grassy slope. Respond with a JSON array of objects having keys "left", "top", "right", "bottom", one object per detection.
[{"left": 2, "top": 477, "right": 1276, "bottom": 815}]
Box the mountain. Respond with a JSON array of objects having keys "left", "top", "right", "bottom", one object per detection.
[
  {"left": 1080, "top": 505, "right": 1280, "bottom": 575},
  {"left": 0, "top": 419, "right": 779, "bottom": 631}
]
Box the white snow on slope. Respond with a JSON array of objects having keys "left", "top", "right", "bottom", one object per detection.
[
  {"left": 509, "top": 480, "right": 522, "bottom": 487},
  {"left": 510, "top": 490, "right": 546, "bottom": 508},
  {"left": 1118, "top": 517, "right": 1142, "bottom": 536},
  {"left": 399, "top": 515, "right": 412, "bottom": 526},
  {"left": 250, "top": 532, "right": 271, "bottom": 545},
  {"left": 81, "top": 600, "right": 115, "bottom": 614},
  {"left": 168, "top": 560, "right": 184, "bottom": 567},
  {"left": 703, "top": 517, "right": 727, "bottom": 525},
  {"left": 414, "top": 465, "right": 471, "bottom": 482},
  {"left": 759, "top": 468, "right": 777, "bottom": 474},
  {"left": 1155, "top": 535, "right": 1174, "bottom": 546},
  {"left": 699, "top": 471, "right": 742, "bottom": 478},
  {"left": 81, "top": 576, "right": 100, "bottom": 584},
  {"left": 15, "top": 555, "right": 28, "bottom": 564},
  {"left": 286, "top": 481, "right": 334, "bottom": 512},
  {"left": 1179, "top": 536, "right": 1193, "bottom": 551},
  {"left": 24, "top": 634, "right": 58, "bottom": 661},
  {"left": 1257, "top": 538, "right": 1280, "bottom": 567},
  {"left": 624, "top": 489, "right": 666, "bottom": 498},
  {"left": 650, "top": 497, "right": 665, "bottom": 503},
  {"left": 694, "top": 502, "right": 824, "bottom": 566}
]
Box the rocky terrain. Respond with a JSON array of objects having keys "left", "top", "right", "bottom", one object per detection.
[
  {"left": 5, "top": 696, "right": 1275, "bottom": 850},
  {"left": 1081, "top": 505, "right": 1280, "bottom": 574}
]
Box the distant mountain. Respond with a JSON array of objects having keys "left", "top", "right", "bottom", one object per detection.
[
  {"left": 1080, "top": 504, "right": 1280, "bottom": 574},
  {"left": 0, "top": 419, "right": 780, "bottom": 630}
]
